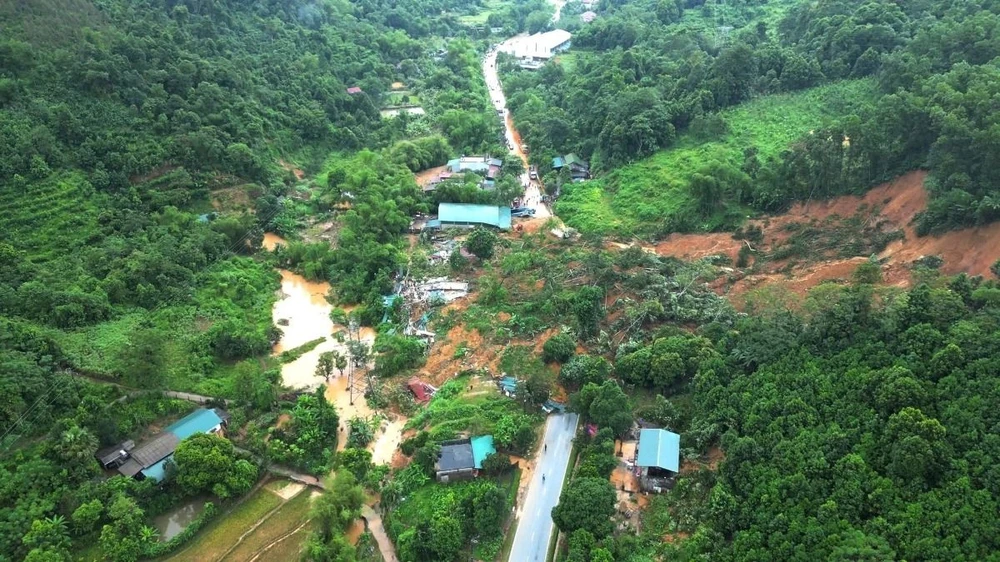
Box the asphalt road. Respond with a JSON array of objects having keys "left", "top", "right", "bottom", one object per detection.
[{"left": 508, "top": 412, "right": 580, "bottom": 562}]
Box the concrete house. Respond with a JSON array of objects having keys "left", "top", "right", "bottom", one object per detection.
[{"left": 435, "top": 435, "right": 497, "bottom": 482}]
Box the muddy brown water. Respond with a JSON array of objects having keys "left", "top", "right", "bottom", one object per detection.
[
  {"left": 264, "top": 233, "right": 396, "bottom": 454},
  {"left": 151, "top": 496, "right": 209, "bottom": 541}
]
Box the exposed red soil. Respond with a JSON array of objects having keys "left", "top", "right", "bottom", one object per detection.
[
  {"left": 278, "top": 159, "right": 305, "bottom": 180},
  {"left": 415, "top": 165, "right": 448, "bottom": 187},
  {"left": 651, "top": 171, "right": 1000, "bottom": 303},
  {"left": 680, "top": 445, "right": 725, "bottom": 475}
]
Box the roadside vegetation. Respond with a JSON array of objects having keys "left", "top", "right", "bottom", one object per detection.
[{"left": 507, "top": 0, "right": 1000, "bottom": 239}]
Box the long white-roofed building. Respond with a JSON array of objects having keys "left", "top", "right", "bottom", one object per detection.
[{"left": 499, "top": 29, "right": 572, "bottom": 68}]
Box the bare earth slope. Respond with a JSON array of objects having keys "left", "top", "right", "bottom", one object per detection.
[{"left": 651, "top": 171, "right": 1000, "bottom": 300}]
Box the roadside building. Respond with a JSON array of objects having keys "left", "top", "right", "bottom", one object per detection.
[
  {"left": 435, "top": 435, "right": 496, "bottom": 482},
  {"left": 552, "top": 153, "right": 590, "bottom": 180},
  {"left": 445, "top": 155, "right": 503, "bottom": 189},
  {"left": 499, "top": 29, "right": 572, "bottom": 68},
  {"left": 114, "top": 408, "right": 227, "bottom": 483},
  {"left": 428, "top": 203, "right": 512, "bottom": 230},
  {"left": 635, "top": 428, "right": 680, "bottom": 492}
]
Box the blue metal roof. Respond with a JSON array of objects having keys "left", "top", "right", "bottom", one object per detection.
[
  {"left": 140, "top": 457, "right": 170, "bottom": 483},
  {"left": 636, "top": 428, "right": 680, "bottom": 472},
  {"left": 552, "top": 156, "right": 566, "bottom": 168},
  {"left": 438, "top": 203, "right": 511, "bottom": 229},
  {"left": 167, "top": 409, "right": 223, "bottom": 440},
  {"left": 499, "top": 376, "right": 518, "bottom": 392},
  {"left": 471, "top": 435, "right": 496, "bottom": 469}
]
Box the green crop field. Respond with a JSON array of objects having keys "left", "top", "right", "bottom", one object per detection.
[
  {"left": 220, "top": 488, "right": 313, "bottom": 562},
  {"left": 0, "top": 171, "right": 100, "bottom": 263},
  {"left": 163, "top": 485, "right": 284, "bottom": 562},
  {"left": 556, "top": 79, "right": 879, "bottom": 237}
]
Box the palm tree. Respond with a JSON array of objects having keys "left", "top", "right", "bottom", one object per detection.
[{"left": 56, "top": 425, "right": 98, "bottom": 465}]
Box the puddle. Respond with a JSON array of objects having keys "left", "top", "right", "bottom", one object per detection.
[
  {"left": 345, "top": 518, "right": 365, "bottom": 545},
  {"left": 262, "top": 232, "right": 285, "bottom": 251},
  {"left": 151, "top": 496, "right": 209, "bottom": 541}
]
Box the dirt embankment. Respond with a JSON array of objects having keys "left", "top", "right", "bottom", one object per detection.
[{"left": 651, "top": 171, "right": 1000, "bottom": 302}]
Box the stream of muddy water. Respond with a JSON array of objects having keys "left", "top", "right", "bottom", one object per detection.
[{"left": 263, "top": 233, "right": 401, "bottom": 455}]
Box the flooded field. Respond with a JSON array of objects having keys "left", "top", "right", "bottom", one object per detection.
[{"left": 152, "top": 496, "right": 209, "bottom": 541}]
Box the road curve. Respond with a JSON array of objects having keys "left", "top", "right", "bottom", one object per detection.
[{"left": 507, "top": 412, "right": 579, "bottom": 562}]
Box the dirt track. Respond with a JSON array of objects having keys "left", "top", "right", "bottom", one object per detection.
[{"left": 651, "top": 171, "right": 1000, "bottom": 302}]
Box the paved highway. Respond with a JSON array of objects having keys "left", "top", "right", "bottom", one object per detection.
[{"left": 508, "top": 412, "right": 579, "bottom": 562}]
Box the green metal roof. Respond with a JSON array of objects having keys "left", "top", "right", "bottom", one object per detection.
[
  {"left": 167, "top": 409, "right": 223, "bottom": 440},
  {"left": 140, "top": 457, "right": 171, "bottom": 483},
  {"left": 471, "top": 435, "right": 496, "bottom": 469},
  {"left": 438, "top": 203, "right": 512, "bottom": 229},
  {"left": 636, "top": 428, "right": 680, "bottom": 472}
]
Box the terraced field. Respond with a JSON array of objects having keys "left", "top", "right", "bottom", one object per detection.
[{"left": 0, "top": 171, "right": 100, "bottom": 261}]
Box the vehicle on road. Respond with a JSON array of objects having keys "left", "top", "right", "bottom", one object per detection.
[{"left": 529, "top": 166, "right": 538, "bottom": 180}]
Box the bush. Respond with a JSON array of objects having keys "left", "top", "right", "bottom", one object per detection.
[
  {"left": 542, "top": 333, "right": 576, "bottom": 363},
  {"left": 481, "top": 452, "right": 513, "bottom": 476}
]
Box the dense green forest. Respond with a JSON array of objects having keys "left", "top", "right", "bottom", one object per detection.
[
  {"left": 7, "top": 0, "right": 1000, "bottom": 561},
  {"left": 0, "top": 0, "right": 504, "bottom": 559},
  {"left": 503, "top": 0, "right": 1000, "bottom": 237}
]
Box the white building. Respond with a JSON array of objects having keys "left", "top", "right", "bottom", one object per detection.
[{"left": 500, "top": 29, "right": 572, "bottom": 67}]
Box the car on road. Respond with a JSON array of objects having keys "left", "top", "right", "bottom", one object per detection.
[{"left": 529, "top": 167, "right": 538, "bottom": 180}]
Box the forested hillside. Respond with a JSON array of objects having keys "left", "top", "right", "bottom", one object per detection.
[
  {"left": 503, "top": 0, "right": 1000, "bottom": 237},
  {"left": 0, "top": 1, "right": 500, "bottom": 559}
]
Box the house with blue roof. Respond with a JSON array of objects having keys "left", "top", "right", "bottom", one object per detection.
[
  {"left": 433, "top": 203, "right": 512, "bottom": 230},
  {"left": 635, "top": 428, "right": 681, "bottom": 492},
  {"left": 115, "top": 408, "right": 227, "bottom": 483}
]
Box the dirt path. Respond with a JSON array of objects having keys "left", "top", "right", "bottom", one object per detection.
[{"left": 361, "top": 505, "right": 398, "bottom": 562}]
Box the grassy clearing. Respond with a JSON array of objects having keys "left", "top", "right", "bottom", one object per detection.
[
  {"left": 220, "top": 489, "right": 313, "bottom": 562},
  {"left": 163, "top": 485, "right": 283, "bottom": 562},
  {"left": 556, "top": 79, "right": 879, "bottom": 236},
  {"left": 456, "top": 0, "right": 504, "bottom": 25},
  {"left": 406, "top": 375, "right": 539, "bottom": 438}
]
